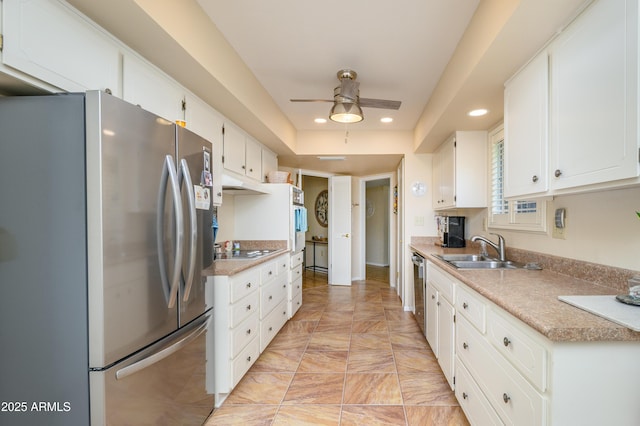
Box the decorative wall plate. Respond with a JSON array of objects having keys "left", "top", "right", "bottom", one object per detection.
[
  {"left": 411, "top": 181, "right": 426, "bottom": 197},
  {"left": 315, "top": 189, "right": 328, "bottom": 227}
]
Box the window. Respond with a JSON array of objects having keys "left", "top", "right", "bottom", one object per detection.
[{"left": 488, "top": 125, "right": 547, "bottom": 232}]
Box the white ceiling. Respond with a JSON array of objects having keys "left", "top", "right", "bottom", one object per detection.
[{"left": 196, "top": 0, "right": 479, "bottom": 132}]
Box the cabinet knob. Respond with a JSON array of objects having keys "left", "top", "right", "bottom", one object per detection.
[
  {"left": 217, "top": 192, "right": 222, "bottom": 197},
  {"left": 532, "top": 175, "right": 538, "bottom": 183},
  {"left": 246, "top": 282, "right": 252, "bottom": 288},
  {"left": 462, "top": 392, "right": 468, "bottom": 400},
  {"left": 462, "top": 302, "right": 468, "bottom": 309},
  {"left": 247, "top": 356, "right": 252, "bottom": 362},
  {"left": 242, "top": 165, "right": 246, "bottom": 169},
  {"left": 431, "top": 295, "right": 436, "bottom": 300},
  {"left": 269, "top": 271, "right": 273, "bottom": 275},
  {"left": 249, "top": 168, "right": 253, "bottom": 172},
  {"left": 554, "top": 169, "right": 562, "bottom": 177},
  {"left": 269, "top": 295, "right": 273, "bottom": 300},
  {"left": 463, "top": 342, "right": 469, "bottom": 350},
  {"left": 246, "top": 304, "right": 251, "bottom": 311},
  {"left": 269, "top": 326, "right": 273, "bottom": 331},
  {"left": 503, "top": 337, "right": 511, "bottom": 347},
  {"left": 436, "top": 301, "right": 440, "bottom": 306},
  {"left": 503, "top": 393, "right": 511, "bottom": 404},
  {"left": 246, "top": 329, "right": 251, "bottom": 335}
]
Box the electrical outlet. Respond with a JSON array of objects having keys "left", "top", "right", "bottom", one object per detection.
[{"left": 552, "top": 222, "right": 566, "bottom": 239}]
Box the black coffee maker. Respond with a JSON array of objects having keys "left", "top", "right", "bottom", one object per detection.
[{"left": 438, "top": 216, "right": 465, "bottom": 248}]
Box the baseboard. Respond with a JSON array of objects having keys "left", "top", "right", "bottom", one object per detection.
[{"left": 366, "top": 262, "right": 390, "bottom": 267}]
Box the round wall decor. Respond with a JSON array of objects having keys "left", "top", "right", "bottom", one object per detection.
[{"left": 314, "top": 190, "right": 328, "bottom": 227}]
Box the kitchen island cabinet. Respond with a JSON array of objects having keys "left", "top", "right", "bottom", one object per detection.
[{"left": 412, "top": 242, "right": 640, "bottom": 426}]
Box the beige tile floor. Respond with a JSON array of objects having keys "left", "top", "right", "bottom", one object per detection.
[{"left": 205, "top": 266, "right": 470, "bottom": 426}]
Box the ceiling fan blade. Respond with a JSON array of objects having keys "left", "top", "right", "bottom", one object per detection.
[
  {"left": 359, "top": 98, "right": 401, "bottom": 110},
  {"left": 290, "top": 99, "right": 333, "bottom": 103}
]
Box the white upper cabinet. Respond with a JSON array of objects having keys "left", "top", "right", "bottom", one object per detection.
[
  {"left": 548, "top": 0, "right": 639, "bottom": 190},
  {"left": 504, "top": 51, "right": 549, "bottom": 198},
  {"left": 222, "top": 123, "right": 247, "bottom": 176},
  {"left": 185, "top": 94, "right": 224, "bottom": 206},
  {"left": 122, "top": 54, "right": 185, "bottom": 123},
  {"left": 433, "top": 131, "right": 487, "bottom": 210},
  {"left": 262, "top": 149, "right": 278, "bottom": 183},
  {"left": 2, "top": 0, "right": 121, "bottom": 95},
  {"left": 505, "top": 0, "right": 640, "bottom": 199},
  {"left": 244, "top": 137, "right": 263, "bottom": 181}
]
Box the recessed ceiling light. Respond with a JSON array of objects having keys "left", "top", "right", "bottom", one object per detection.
[
  {"left": 380, "top": 117, "right": 393, "bottom": 123},
  {"left": 468, "top": 108, "right": 488, "bottom": 117},
  {"left": 314, "top": 118, "right": 327, "bottom": 124}
]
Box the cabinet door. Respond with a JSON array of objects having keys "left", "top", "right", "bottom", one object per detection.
[
  {"left": 222, "top": 123, "right": 247, "bottom": 175},
  {"left": 504, "top": 51, "right": 549, "bottom": 198},
  {"left": 433, "top": 136, "right": 455, "bottom": 209},
  {"left": 3, "top": 0, "right": 120, "bottom": 94},
  {"left": 122, "top": 54, "right": 184, "bottom": 122},
  {"left": 262, "top": 149, "right": 278, "bottom": 183},
  {"left": 437, "top": 298, "right": 455, "bottom": 390},
  {"left": 245, "top": 137, "right": 263, "bottom": 181},
  {"left": 425, "top": 283, "right": 439, "bottom": 357},
  {"left": 549, "top": 0, "right": 639, "bottom": 189}
]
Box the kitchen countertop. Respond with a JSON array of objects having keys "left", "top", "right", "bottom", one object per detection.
[
  {"left": 203, "top": 248, "right": 290, "bottom": 277},
  {"left": 410, "top": 242, "right": 640, "bottom": 343}
]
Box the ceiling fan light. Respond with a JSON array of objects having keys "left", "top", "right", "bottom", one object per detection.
[{"left": 329, "top": 102, "right": 364, "bottom": 123}]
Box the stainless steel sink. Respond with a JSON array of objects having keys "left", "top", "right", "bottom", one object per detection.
[{"left": 433, "top": 254, "right": 527, "bottom": 270}]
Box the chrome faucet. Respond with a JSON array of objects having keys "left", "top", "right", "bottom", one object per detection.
[{"left": 471, "top": 233, "right": 506, "bottom": 261}]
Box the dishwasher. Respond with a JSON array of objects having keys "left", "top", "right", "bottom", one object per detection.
[{"left": 412, "top": 252, "right": 426, "bottom": 336}]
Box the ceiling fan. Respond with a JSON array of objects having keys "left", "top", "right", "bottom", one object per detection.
[{"left": 290, "top": 69, "right": 401, "bottom": 123}]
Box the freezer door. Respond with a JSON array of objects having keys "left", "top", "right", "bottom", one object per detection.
[
  {"left": 176, "top": 126, "right": 213, "bottom": 327},
  {"left": 90, "top": 313, "right": 213, "bottom": 425},
  {"left": 86, "top": 91, "right": 179, "bottom": 368}
]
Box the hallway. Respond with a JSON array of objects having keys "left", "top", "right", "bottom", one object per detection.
[{"left": 205, "top": 266, "right": 469, "bottom": 425}]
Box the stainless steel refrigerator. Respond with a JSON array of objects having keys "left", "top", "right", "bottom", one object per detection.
[{"left": 0, "top": 91, "right": 214, "bottom": 425}]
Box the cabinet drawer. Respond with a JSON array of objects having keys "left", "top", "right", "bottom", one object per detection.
[
  {"left": 260, "top": 275, "right": 288, "bottom": 319},
  {"left": 291, "top": 251, "right": 304, "bottom": 268},
  {"left": 231, "top": 335, "right": 260, "bottom": 388},
  {"left": 261, "top": 299, "right": 288, "bottom": 352},
  {"left": 456, "top": 285, "right": 487, "bottom": 333},
  {"left": 290, "top": 264, "right": 303, "bottom": 283},
  {"left": 261, "top": 260, "right": 278, "bottom": 284},
  {"left": 457, "top": 316, "right": 546, "bottom": 426},
  {"left": 289, "top": 290, "right": 302, "bottom": 318},
  {"left": 230, "top": 291, "right": 259, "bottom": 328},
  {"left": 289, "top": 276, "right": 302, "bottom": 299},
  {"left": 487, "top": 309, "right": 547, "bottom": 392},
  {"left": 277, "top": 255, "right": 289, "bottom": 276},
  {"left": 427, "top": 262, "right": 455, "bottom": 303},
  {"left": 455, "top": 358, "right": 504, "bottom": 426},
  {"left": 230, "top": 313, "right": 259, "bottom": 359},
  {"left": 229, "top": 268, "right": 260, "bottom": 304}
]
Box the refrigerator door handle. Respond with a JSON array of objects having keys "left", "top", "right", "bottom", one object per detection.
[
  {"left": 115, "top": 316, "right": 209, "bottom": 380},
  {"left": 178, "top": 158, "right": 198, "bottom": 301},
  {"left": 156, "top": 155, "right": 184, "bottom": 308}
]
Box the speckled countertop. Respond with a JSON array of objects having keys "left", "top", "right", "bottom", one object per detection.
[
  {"left": 202, "top": 240, "right": 288, "bottom": 277},
  {"left": 410, "top": 239, "right": 640, "bottom": 343}
]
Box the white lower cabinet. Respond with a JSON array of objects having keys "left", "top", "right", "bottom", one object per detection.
[
  {"left": 455, "top": 359, "right": 505, "bottom": 426},
  {"left": 208, "top": 254, "right": 291, "bottom": 407},
  {"left": 288, "top": 251, "right": 304, "bottom": 318}
]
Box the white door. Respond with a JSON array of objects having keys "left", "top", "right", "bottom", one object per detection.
[{"left": 329, "top": 175, "right": 352, "bottom": 286}]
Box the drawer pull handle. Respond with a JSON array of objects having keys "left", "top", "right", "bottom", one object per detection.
[
  {"left": 462, "top": 392, "right": 468, "bottom": 400},
  {"left": 503, "top": 337, "right": 511, "bottom": 347},
  {"left": 463, "top": 342, "right": 469, "bottom": 350},
  {"left": 503, "top": 393, "right": 511, "bottom": 404},
  {"left": 246, "top": 304, "right": 252, "bottom": 311},
  {"left": 462, "top": 302, "right": 468, "bottom": 309}
]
